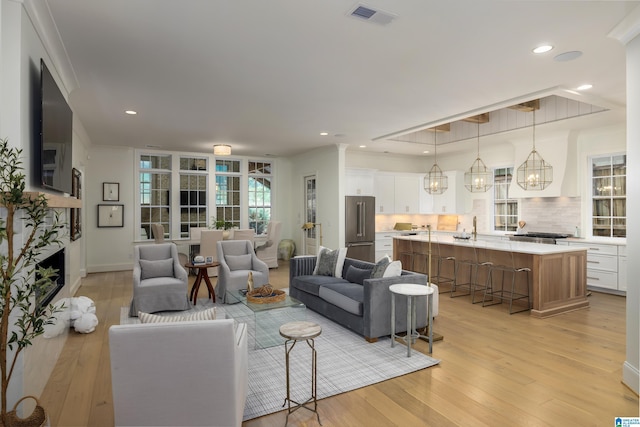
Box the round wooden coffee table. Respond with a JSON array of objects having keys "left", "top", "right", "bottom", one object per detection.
[{"left": 185, "top": 262, "right": 220, "bottom": 304}]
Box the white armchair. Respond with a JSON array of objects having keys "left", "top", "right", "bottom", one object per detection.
[
  {"left": 129, "top": 243, "right": 190, "bottom": 316},
  {"left": 216, "top": 240, "right": 269, "bottom": 303},
  {"left": 109, "top": 319, "right": 248, "bottom": 426},
  {"left": 255, "top": 221, "right": 282, "bottom": 268}
]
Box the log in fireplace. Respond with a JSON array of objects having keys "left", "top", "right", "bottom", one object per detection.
[{"left": 35, "top": 248, "right": 65, "bottom": 309}]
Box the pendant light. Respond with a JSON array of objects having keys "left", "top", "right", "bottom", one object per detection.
[
  {"left": 424, "top": 126, "right": 448, "bottom": 195},
  {"left": 464, "top": 120, "right": 493, "bottom": 192},
  {"left": 516, "top": 108, "right": 553, "bottom": 190}
]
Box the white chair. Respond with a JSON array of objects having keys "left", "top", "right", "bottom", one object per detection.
[
  {"left": 232, "top": 229, "right": 255, "bottom": 246},
  {"left": 188, "top": 226, "right": 209, "bottom": 243},
  {"left": 217, "top": 240, "right": 269, "bottom": 303},
  {"left": 256, "top": 221, "right": 282, "bottom": 268},
  {"left": 200, "top": 229, "right": 225, "bottom": 276},
  {"left": 109, "top": 319, "right": 248, "bottom": 427},
  {"left": 151, "top": 223, "right": 165, "bottom": 243},
  {"left": 129, "top": 243, "right": 190, "bottom": 316}
]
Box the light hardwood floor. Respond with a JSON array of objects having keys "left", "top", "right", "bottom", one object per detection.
[{"left": 39, "top": 261, "right": 638, "bottom": 426}]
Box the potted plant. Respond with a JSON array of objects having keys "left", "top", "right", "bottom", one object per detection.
[{"left": 0, "top": 139, "right": 63, "bottom": 424}]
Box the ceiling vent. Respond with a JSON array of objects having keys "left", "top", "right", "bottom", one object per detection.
[{"left": 347, "top": 4, "right": 396, "bottom": 25}]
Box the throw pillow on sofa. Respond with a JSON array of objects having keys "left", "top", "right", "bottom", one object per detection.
[
  {"left": 382, "top": 260, "right": 402, "bottom": 277},
  {"left": 371, "top": 256, "right": 390, "bottom": 278},
  {"left": 345, "top": 265, "right": 372, "bottom": 285},
  {"left": 312, "top": 246, "right": 347, "bottom": 277}
]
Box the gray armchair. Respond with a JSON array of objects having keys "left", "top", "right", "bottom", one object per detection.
[
  {"left": 129, "top": 243, "right": 190, "bottom": 316},
  {"left": 216, "top": 240, "right": 269, "bottom": 303}
]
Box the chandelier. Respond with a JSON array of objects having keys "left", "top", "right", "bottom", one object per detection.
[
  {"left": 516, "top": 108, "right": 553, "bottom": 190},
  {"left": 424, "top": 126, "right": 448, "bottom": 195},
  {"left": 464, "top": 120, "right": 493, "bottom": 192}
]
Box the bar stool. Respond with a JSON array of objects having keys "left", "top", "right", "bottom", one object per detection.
[
  {"left": 452, "top": 241, "right": 492, "bottom": 303},
  {"left": 482, "top": 242, "right": 531, "bottom": 314},
  {"left": 432, "top": 237, "right": 456, "bottom": 293}
]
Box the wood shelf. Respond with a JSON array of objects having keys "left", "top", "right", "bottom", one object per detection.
[{"left": 23, "top": 192, "right": 81, "bottom": 208}]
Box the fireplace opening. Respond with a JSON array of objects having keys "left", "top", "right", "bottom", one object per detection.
[{"left": 35, "top": 248, "right": 65, "bottom": 310}]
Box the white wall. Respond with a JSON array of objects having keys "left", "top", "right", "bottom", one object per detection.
[{"left": 290, "top": 144, "right": 344, "bottom": 252}]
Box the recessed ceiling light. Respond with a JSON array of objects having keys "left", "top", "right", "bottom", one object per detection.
[
  {"left": 359, "top": 145, "right": 367, "bottom": 148},
  {"left": 577, "top": 84, "right": 593, "bottom": 91},
  {"left": 554, "top": 51, "right": 582, "bottom": 62},
  {"left": 125, "top": 110, "right": 137, "bottom": 115},
  {"left": 423, "top": 150, "right": 430, "bottom": 154},
  {"left": 533, "top": 45, "right": 553, "bottom": 54},
  {"left": 320, "top": 132, "right": 329, "bottom": 136}
]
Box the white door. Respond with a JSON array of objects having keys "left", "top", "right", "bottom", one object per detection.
[{"left": 304, "top": 175, "right": 318, "bottom": 255}]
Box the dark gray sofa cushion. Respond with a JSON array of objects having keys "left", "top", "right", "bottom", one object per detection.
[
  {"left": 319, "top": 282, "right": 364, "bottom": 316},
  {"left": 291, "top": 274, "right": 349, "bottom": 297},
  {"left": 344, "top": 265, "right": 372, "bottom": 285}
]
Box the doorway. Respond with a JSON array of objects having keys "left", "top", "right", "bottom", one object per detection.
[{"left": 304, "top": 175, "right": 318, "bottom": 255}]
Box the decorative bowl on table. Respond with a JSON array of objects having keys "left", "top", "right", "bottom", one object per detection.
[{"left": 247, "top": 285, "right": 285, "bottom": 304}]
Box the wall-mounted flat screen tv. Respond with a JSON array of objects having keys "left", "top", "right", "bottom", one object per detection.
[{"left": 39, "top": 59, "right": 73, "bottom": 194}]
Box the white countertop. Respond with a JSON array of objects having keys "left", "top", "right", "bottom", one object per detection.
[{"left": 393, "top": 234, "right": 588, "bottom": 255}]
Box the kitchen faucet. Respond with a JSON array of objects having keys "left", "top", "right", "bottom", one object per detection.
[{"left": 472, "top": 216, "right": 477, "bottom": 241}]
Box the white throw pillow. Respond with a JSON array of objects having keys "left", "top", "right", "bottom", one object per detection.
[{"left": 382, "top": 260, "right": 402, "bottom": 278}]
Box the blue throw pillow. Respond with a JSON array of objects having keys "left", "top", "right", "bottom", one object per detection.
[{"left": 345, "top": 265, "right": 372, "bottom": 285}]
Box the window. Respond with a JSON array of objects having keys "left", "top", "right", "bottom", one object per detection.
[
  {"left": 591, "top": 154, "right": 626, "bottom": 237},
  {"left": 179, "top": 156, "right": 208, "bottom": 238},
  {"left": 140, "top": 154, "right": 171, "bottom": 240},
  {"left": 493, "top": 167, "right": 518, "bottom": 232},
  {"left": 215, "top": 159, "right": 241, "bottom": 229},
  {"left": 248, "top": 161, "right": 272, "bottom": 235}
]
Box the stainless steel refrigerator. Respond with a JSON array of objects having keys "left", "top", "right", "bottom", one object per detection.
[{"left": 345, "top": 196, "right": 375, "bottom": 262}]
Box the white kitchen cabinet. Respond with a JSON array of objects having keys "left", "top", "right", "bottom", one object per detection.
[
  {"left": 345, "top": 168, "right": 375, "bottom": 196},
  {"left": 374, "top": 172, "right": 433, "bottom": 214},
  {"left": 431, "top": 171, "right": 469, "bottom": 214},
  {"left": 568, "top": 241, "right": 621, "bottom": 293},
  {"left": 375, "top": 231, "right": 397, "bottom": 261},
  {"left": 618, "top": 245, "right": 627, "bottom": 291}
]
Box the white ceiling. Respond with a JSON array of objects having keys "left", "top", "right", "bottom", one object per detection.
[{"left": 31, "top": 0, "right": 638, "bottom": 157}]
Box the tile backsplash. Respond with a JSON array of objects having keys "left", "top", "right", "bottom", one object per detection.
[{"left": 375, "top": 197, "right": 581, "bottom": 235}]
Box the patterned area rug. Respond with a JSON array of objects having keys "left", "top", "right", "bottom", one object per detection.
[{"left": 120, "top": 300, "right": 440, "bottom": 421}]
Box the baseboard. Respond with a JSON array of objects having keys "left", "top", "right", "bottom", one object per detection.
[
  {"left": 70, "top": 276, "right": 82, "bottom": 296},
  {"left": 623, "top": 361, "right": 640, "bottom": 395},
  {"left": 87, "top": 263, "right": 133, "bottom": 273}
]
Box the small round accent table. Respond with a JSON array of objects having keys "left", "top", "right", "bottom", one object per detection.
[
  {"left": 279, "top": 321, "right": 322, "bottom": 426},
  {"left": 389, "top": 283, "right": 435, "bottom": 357},
  {"left": 185, "top": 262, "right": 219, "bottom": 305}
]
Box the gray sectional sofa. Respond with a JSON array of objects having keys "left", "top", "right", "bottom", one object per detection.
[{"left": 289, "top": 255, "right": 429, "bottom": 342}]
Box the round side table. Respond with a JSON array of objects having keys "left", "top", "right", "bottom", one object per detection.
[
  {"left": 185, "top": 262, "right": 219, "bottom": 304},
  {"left": 279, "top": 321, "right": 322, "bottom": 426},
  {"left": 389, "top": 283, "right": 435, "bottom": 357}
]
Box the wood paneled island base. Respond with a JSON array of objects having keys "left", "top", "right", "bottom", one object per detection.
[{"left": 394, "top": 236, "right": 589, "bottom": 318}]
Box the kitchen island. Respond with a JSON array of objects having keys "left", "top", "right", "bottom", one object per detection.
[{"left": 393, "top": 235, "right": 589, "bottom": 318}]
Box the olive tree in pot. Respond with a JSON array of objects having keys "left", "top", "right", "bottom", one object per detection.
[{"left": 0, "top": 139, "right": 63, "bottom": 424}]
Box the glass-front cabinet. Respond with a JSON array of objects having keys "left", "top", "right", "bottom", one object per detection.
[{"left": 592, "top": 154, "right": 626, "bottom": 238}]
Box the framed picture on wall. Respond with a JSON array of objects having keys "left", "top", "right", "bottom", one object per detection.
[
  {"left": 97, "top": 204, "right": 124, "bottom": 228},
  {"left": 70, "top": 168, "right": 82, "bottom": 240},
  {"left": 103, "top": 182, "right": 119, "bottom": 201}
]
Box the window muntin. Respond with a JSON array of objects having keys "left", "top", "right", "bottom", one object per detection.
[
  {"left": 248, "top": 161, "right": 272, "bottom": 235},
  {"left": 215, "top": 159, "right": 241, "bottom": 229},
  {"left": 139, "top": 154, "right": 171, "bottom": 240},
  {"left": 179, "top": 156, "right": 208, "bottom": 238},
  {"left": 592, "top": 154, "right": 626, "bottom": 237},
  {"left": 493, "top": 167, "right": 518, "bottom": 232}
]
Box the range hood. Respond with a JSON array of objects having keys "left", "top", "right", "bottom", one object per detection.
[{"left": 508, "top": 130, "right": 578, "bottom": 198}]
